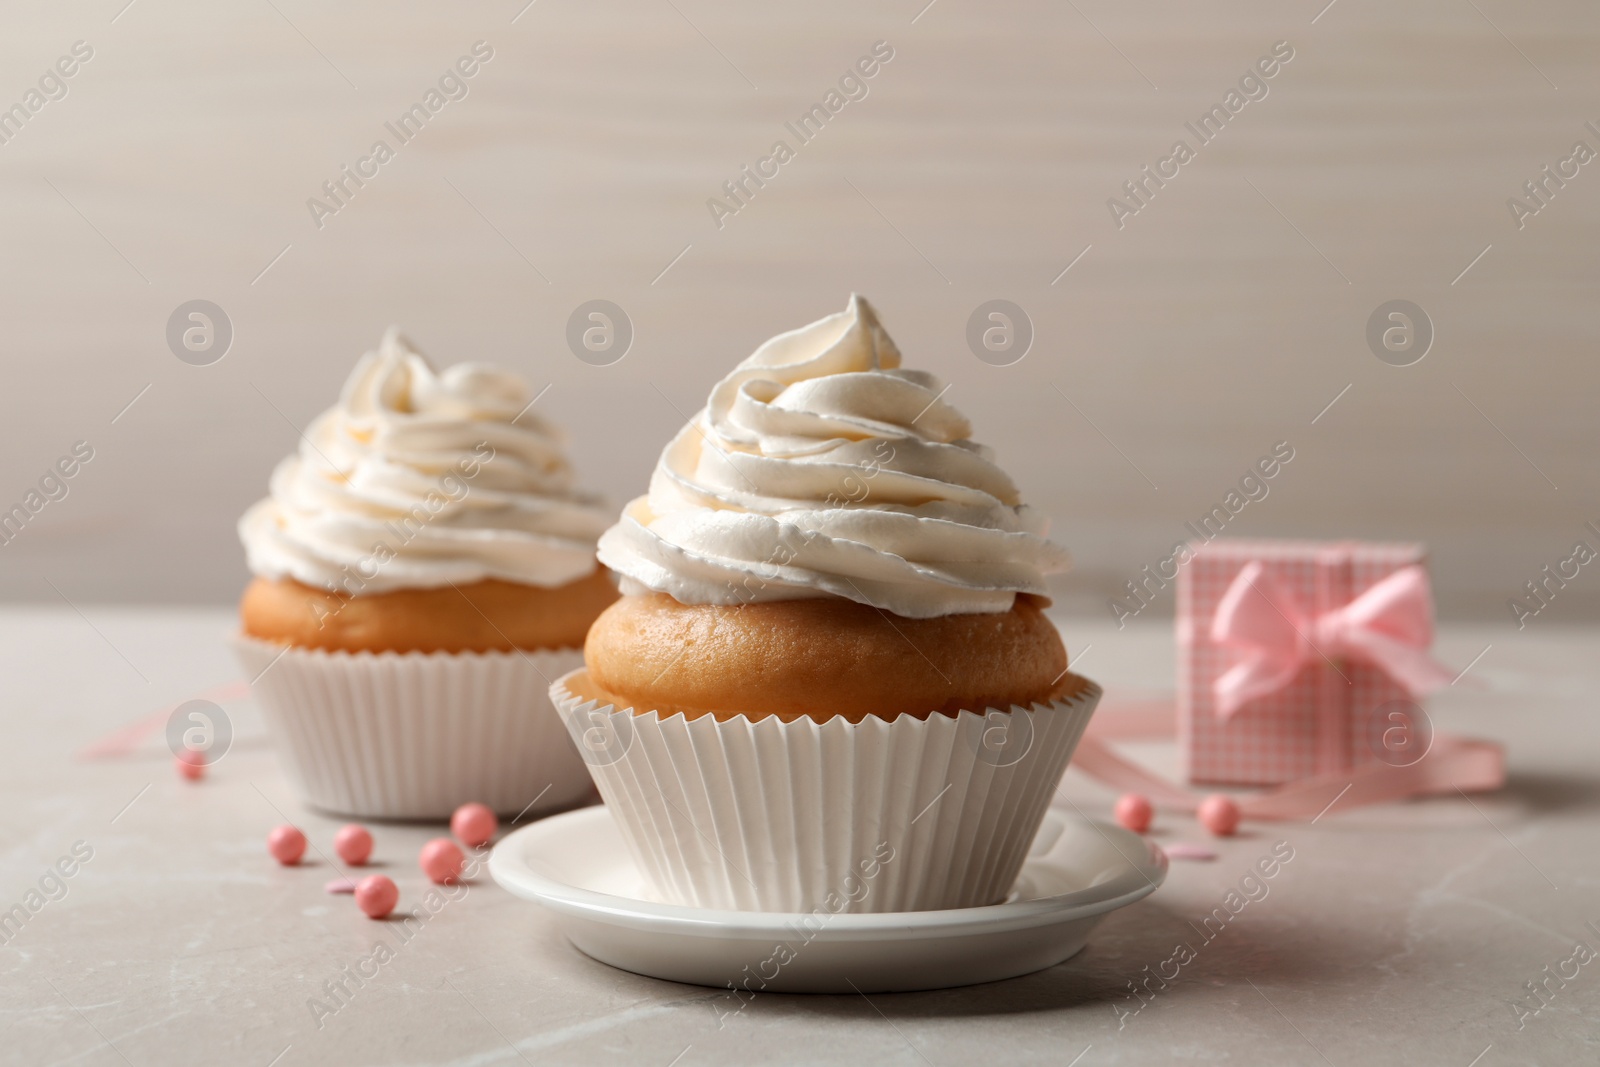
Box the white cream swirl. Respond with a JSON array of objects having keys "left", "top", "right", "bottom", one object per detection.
[
  {"left": 598, "top": 295, "right": 1069, "bottom": 618},
  {"left": 240, "top": 328, "right": 612, "bottom": 594}
]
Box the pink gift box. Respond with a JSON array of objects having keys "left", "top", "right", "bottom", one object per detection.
[{"left": 1177, "top": 539, "right": 1439, "bottom": 787}]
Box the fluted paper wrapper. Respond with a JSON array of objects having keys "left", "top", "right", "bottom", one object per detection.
[
  {"left": 233, "top": 637, "right": 594, "bottom": 820},
  {"left": 553, "top": 669, "right": 1101, "bottom": 913}
]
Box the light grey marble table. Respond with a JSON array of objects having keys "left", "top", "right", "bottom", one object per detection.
[{"left": 1, "top": 608, "right": 1592, "bottom": 1066}]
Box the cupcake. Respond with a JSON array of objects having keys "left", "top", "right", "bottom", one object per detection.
[
  {"left": 555, "top": 295, "right": 1099, "bottom": 912},
  {"left": 235, "top": 328, "right": 616, "bottom": 819}
]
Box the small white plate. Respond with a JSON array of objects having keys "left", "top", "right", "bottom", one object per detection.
[{"left": 489, "top": 805, "right": 1167, "bottom": 993}]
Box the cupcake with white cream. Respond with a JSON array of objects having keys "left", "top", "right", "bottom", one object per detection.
[
  {"left": 235, "top": 328, "right": 615, "bottom": 819},
  {"left": 556, "top": 296, "right": 1100, "bottom": 912}
]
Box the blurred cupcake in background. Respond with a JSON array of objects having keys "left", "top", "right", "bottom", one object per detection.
[
  {"left": 235, "top": 327, "right": 616, "bottom": 819},
  {"left": 558, "top": 295, "right": 1100, "bottom": 913}
]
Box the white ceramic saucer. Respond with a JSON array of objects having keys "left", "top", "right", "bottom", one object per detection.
[{"left": 489, "top": 805, "right": 1167, "bottom": 993}]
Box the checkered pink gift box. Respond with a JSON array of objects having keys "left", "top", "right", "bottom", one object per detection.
[{"left": 1177, "top": 539, "right": 1444, "bottom": 787}]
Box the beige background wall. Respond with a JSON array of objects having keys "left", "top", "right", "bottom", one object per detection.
[{"left": 0, "top": 0, "right": 1595, "bottom": 621}]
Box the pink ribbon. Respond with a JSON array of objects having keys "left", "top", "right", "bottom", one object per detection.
[
  {"left": 76, "top": 679, "right": 251, "bottom": 760},
  {"left": 1210, "top": 561, "right": 1456, "bottom": 719},
  {"left": 1066, "top": 693, "right": 1504, "bottom": 821}
]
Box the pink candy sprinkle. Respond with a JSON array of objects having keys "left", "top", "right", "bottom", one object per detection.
[
  {"left": 334, "top": 825, "right": 373, "bottom": 866},
  {"left": 1198, "top": 794, "right": 1242, "bottom": 837},
  {"left": 419, "top": 838, "right": 466, "bottom": 885},
  {"left": 325, "top": 878, "right": 358, "bottom": 894},
  {"left": 355, "top": 875, "right": 399, "bottom": 919},
  {"left": 1163, "top": 842, "right": 1218, "bottom": 861},
  {"left": 175, "top": 750, "right": 206, "bottom": 781},
  {"left": 267, "top": 825, "right": 307, "bottom": 865},
  {"left": 451, "top": 803, "right": 498, "bottom": 848},
  {"left": 1114, "top": 793, "right": 1154, "bottom": 833}
]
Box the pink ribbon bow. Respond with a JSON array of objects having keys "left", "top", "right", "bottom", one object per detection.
[{"left": 1210, "top": 561, "right": 1456, "bottom": 719}]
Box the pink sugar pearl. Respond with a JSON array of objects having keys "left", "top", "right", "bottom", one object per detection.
[
  {"left": 1198, "top": 794, "right": 1242, "bottom": 836},
  {"left": 419, "top": 838, "right": 466, "bottom": 885},
  {"left": 451, "top": 803, "right": 498, "bottom": 848},
  {"left": 175, "top": 750, "right": 205, "bottom": 781},
  {"left": 354, "top": 875, "right": 399, "bottom": 919},
  {"left": 1114, "top": 793, "right": 1154, "bottom": 833},
  {"left": 267, "top": 825, "right": 307, "bottom": 865},
  {"left": 334, "top": 825, "right": 373, "bottom": 866}
]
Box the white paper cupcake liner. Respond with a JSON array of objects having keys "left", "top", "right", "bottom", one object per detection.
[
  {"left": 233, "top": 637, "right": 595, "bottom": 820},
  {"left": 552, "top": 669, "right": 1102, "bottom": 913}
]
